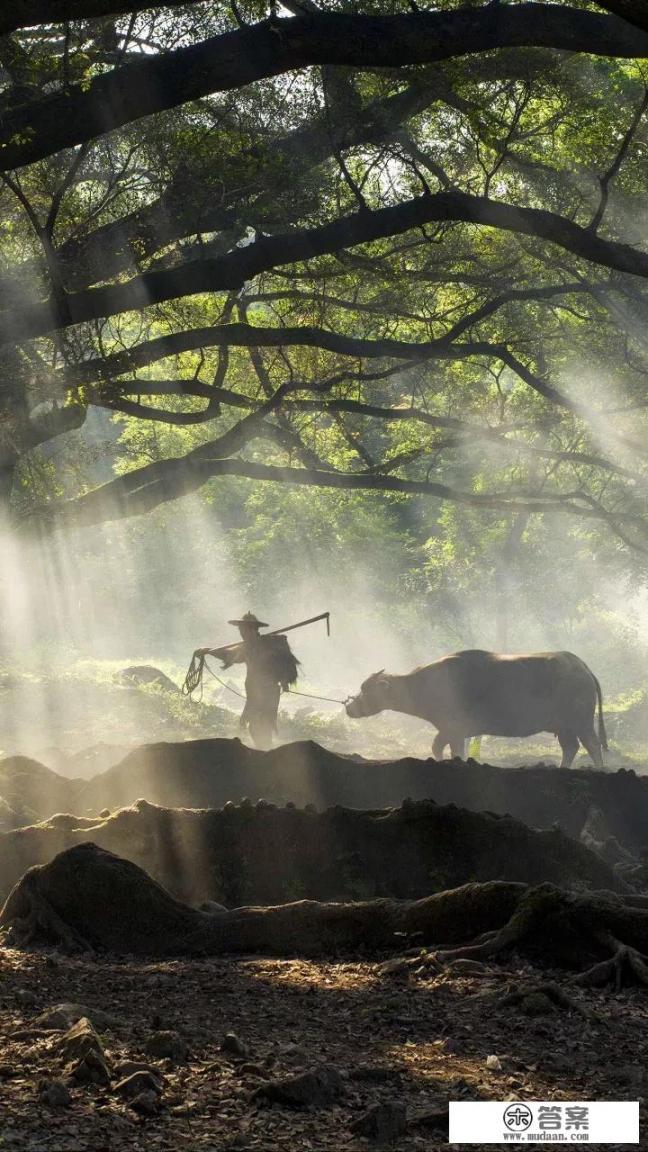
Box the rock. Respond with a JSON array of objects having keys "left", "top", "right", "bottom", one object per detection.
[
  {"left": 485, "top": 1054, "right": 502, "bottom": 1071},
  {"left": 32, "top": 1003, "right": 118, "bottom": 1032},
  {"left": 446, "top": 959, "right": 487, "bottom": 976},
  {"left": 409, "top": 1103, "right": 449, "bottom": 1131},
  {"left": 239, "top": 1062, "right": 268, "bottom": 1078},
  {"left": 15, "top": 988, "right": 37, "bottom": 1007},
  {"left": 200, "top": 900, "right": 228, "bottom": 914},
  {"left": 38, "top": 1078, "right": 71, "bottom": 1108},
  {"left": 115, "top": 1070, "right": 163, "bottom": 1100},
  {"left": 118, "top": 665, "right": 179, "bottom": 694},
  {"left": 349, "top": 1065, "right": 401, "bottom": 1084},
  {"left": 279, "top": 1042, "right": 310, "bottom": 1066},
  {"left": 129, "top": 1089, "right": 161, "bottom": 1115},
  {"left": 520, "top": 992, "right": 555, "bottom": 1017},
  {"left": 66, "top": 1049, "right": 111, "bottom": 1086},
  {"left": 254, "top": 1064, "right": 344, "bottom": 1108},
  {"left": 542, "top": 1053, "right": 571, "bottom": 1074},
  {"left": 144, "top": 1030, "right": 188, "bottom": 1063},
  {"left": 171, "top": 1100, "right": 200, "bottom": 1116},
  {"left": 225, "top": 1136, "right": 250, "bottom": 1150},
  {"left": 0, "top": 794, "right": 19, "bottom": 830},
  {"left": 613, "top": 1064, "right": 644, "bottom": 1087},
  {"left": 114, "top": 1060, "right": 164, "bottom": 1081},
  {"left": 100, "top": 808, "right": 111, "bottom": 818},
  {"left": 350, "top": 1101, "right": 408, "bottom": 1143},
  {"left": 221, "top": 1032, "right": 249, "bottom": 1059},
  {"left": 379, "top": 956, "right": 412, "bottom": 976},
  {"left": 57, "top": 1018, "right": 104, "bottom": 1063}
]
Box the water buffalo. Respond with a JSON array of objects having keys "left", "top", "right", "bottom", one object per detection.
[{"left": 346, "top": 649, "right": 607, "bottom": 767}]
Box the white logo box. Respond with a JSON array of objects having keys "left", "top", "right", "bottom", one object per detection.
[{"left": 449, "top": 1101, "right": 639, "bottom": 1144}]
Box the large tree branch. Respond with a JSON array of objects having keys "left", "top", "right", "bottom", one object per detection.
[
  {"left": 66, "top": 321, "right": 583, "bottom": 423},
  {"left": 60, "top": 314, "right": 601, "bottom": 443},
  {"left": 65, "top": 323, "right": 505, "bottom": 382},
  {"left": 60, "top": 314, "right": 607, "bottom": 427},
  {"left": 590, "top": 86, "right": 648, "bottom": 232},
  {"left": 592, "top": 1, "right": 648, "bottom": 33},
  {"left": 44, "top": 77, "right": 443, "bottom": 294},
  {"left": 0, "top": 0, "right": 199, "bottom": 36},
  {"left": 95, "top": 397, "right": 218, "bottom": 426},
  {"left": 49, "top": 451, "right": 648, "bottom": 541},
  {"left": 91, "top": 377, "right": 254, "bottom": 410},
  {"left": 286, "top": 398, "right": 643, "bottom": 483},
  {"left": 87, "top": 383, "right": 645, "bottom": 486},
  {"left": 8, "top": 192, "right": 648, "bottom": 347},
  {"left": 247, "top": 281, "right": 590, "bottom": 332},
  {"left": 23, "top": 401, "right": 87, "bottom": 448},
  {"left": 1, "top": 7, "right": 646, "bottom": 170}
]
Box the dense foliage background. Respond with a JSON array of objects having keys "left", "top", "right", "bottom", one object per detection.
[{"left": 2, "top": 0, "right": 648, "bottom": 703}]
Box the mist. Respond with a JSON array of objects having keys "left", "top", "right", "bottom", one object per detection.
[{"left": 2, "top": 470, "right": 648, "bottom": 772}]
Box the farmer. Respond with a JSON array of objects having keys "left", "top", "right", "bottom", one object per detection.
[{"left": 199, "top": 612, "right": 299, "bottom": 749}]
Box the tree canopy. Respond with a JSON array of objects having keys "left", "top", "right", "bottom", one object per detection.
[{"left": 2, "top": 0, "right": 648, "bottom": 565}]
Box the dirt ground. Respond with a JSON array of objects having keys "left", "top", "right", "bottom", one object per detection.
[
  {"left": 0, "top": 942, "right": 645, "bottom": 1152},
  {"left": 1, "top": 680, "right": 647, "bottom": 1152}
]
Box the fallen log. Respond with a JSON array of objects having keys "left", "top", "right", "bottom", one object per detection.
[{"left": 3, "top": 844, "right": 648, "bottom": 988}]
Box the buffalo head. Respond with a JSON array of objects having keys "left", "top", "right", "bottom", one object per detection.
[{"left": 345, "top": 670, "right": 392, "bottom": 718}]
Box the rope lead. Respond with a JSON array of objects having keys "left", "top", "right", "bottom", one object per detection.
[
  {"left": 181, "top": 610, "right": 342, "bottom": 705},
  {"left": 181, "top": 652, "right": 350, "bottom": 706}
]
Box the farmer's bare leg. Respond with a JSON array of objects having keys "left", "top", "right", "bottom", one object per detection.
[
  {"left": 450, "top": 734, "right": 467, "bottom": 760},
  {"left": 432, "top": 732, "right": 449, "bottom": 759},
  {"left": 246, "top": 681, "right": 281, "bottom": 750},
  {"left": 248, "top": 712, "right": 276, "bottom": 750}
]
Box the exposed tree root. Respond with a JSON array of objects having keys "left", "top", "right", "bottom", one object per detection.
[
  {"left": 2, "top": 845, "right": 648, "bottom": 990},
  {"left": 499, "top": 981, "right": 596, "bottom": 1022},
  {"left": 436, "top": 885, "right": 570, "bottom": 964},
  {"left": 2, "top": 865, "right": 92, "bottom": 954},
  {"left": 574, "top": 934, "right": 648, "bottom": 990},
  {"left": 435, "top": 886, "right": 648, "bottom": 988}
]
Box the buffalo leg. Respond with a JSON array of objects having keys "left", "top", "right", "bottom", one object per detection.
[
  {"left": 578, "top": 726, "right": 603, "bottom": 768},
  {"left": 557, "top": 730, "right": 579, "bottom": 768},
  {"left": 432, "top": 732, "right": 448, "bottom": 759},
  {"left": 450, "top": 735, "right": 467, "bottom": 760}
]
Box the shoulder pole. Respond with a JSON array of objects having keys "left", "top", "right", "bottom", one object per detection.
[
  {"left": 267, "top": 611, "right": 330, "bottom": 638},
  {"left": 200, "top": 611, "right": 330, "bottom": 657},
  {"left": 183, "top": 612, "right": 330, "bottom": 696}
]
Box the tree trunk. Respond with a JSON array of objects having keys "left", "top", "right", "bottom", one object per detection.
[
  {"left": 494, "top": 510, "right": 530, "bottom": 651},
  {"left": 0, "top": 458, "right": 15, "bottom": 516}
]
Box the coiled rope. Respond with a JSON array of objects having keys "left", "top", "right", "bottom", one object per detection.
[{"left": 182, "top": 650, "right": 207, "bottom": 697}]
